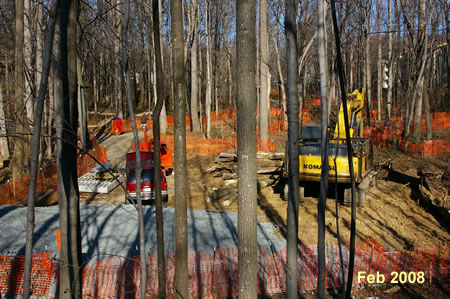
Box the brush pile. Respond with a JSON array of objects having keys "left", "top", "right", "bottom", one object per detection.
[{"left": 206, "top": 150, "right": 285, "bottom": 206}]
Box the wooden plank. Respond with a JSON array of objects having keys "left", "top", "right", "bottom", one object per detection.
[
  {"left": 257, "top": 167, "right": 282, "bottom": 174},
  {"left": 257, "top": 160, "right": 284, "bottom": 167}
]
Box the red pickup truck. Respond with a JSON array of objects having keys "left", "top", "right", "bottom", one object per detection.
[{"left": 125, "top": 151, "right": 168, "bottom": 204}]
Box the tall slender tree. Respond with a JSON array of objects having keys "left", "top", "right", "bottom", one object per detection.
[
  {"left": 205, "top": 0, "right": 213, "bottom": 138},
  {"left": 236, "top": 0, "right": 257, "bottom": 297},
  {"left": 13, "top": 0, "right": 29, "bottom": 188},
  {"left": 157, "top": 0, "right": 168, "bottom": 134},
  {"left": 152, "top": 0, "right": 167, "bottom": 296},
  {"left": 376, "top": 0, "right": 382, "bottom": 122},
  {"left": 259, "top": 0, "right": 269, "bottom": 148},
  {"left": 114, "top": 0, "right": 122, "bottom": 118},
  {"left": 23, "top": 1, "right": 58, "bottom": 297},
  {"left": 317, "top": 0, "right": 329, "bottom": 297},
  {"left": 386, "top": 0, "right": 393, "bottom": 120},
  {"left": 171, "top": 0, "right": 188, "bottom": 297},
  {"left": 0, "top": 84, "right": 8, "bottom": 161},
  {"left": 190, "top": 0, "right": 201, "bottom": 133},
  {"left": 411, "top": 0, "right": 427, "bottom": 141},
  {"left": 285, "top": 0, "right": 299, "bottom": 297},
  {"left": 54, "top": 0, "right": 83, "bottom": 296},
  {"left": 24, "top": 0, "right": 33, "bottom": 126}
]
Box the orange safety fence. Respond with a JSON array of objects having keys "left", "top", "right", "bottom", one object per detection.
[
  {"left": 268, "top": 109, "right": 311, "bottom": 135},
  {"left": 0, "top": 253, "right": 54, "bottom": 297},
  {"left": 0, "top": 137, "right": 108, "bottom": 205},
  {"left": 364, "top": 123, "right": 450, "bottom": 156},
  {"left": 368, "top": 112, "right": 450, "bottom": 131},
  {"left": 0, "top": 242, "right": 448, "bottom": 297},
  {"left": 400, "top": 139, "right": 450, "bottom": 156},
  {"left": 159, "top": 134, "right": 277, "bottom": 156},
  {"left": 112, "top": 107, "right": 314, "bottom": 136}
]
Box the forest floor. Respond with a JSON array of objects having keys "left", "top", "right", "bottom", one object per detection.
[
  {"left": 87, "top": 121, "right": 450, "bottom": 251},
  {"left": 84, "top": 117, "right": 450, "bottom": 298}
]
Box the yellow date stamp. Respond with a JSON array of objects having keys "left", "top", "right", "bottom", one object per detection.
[{"left": 358, "top": 271, "right": 426, "bottom": 284}]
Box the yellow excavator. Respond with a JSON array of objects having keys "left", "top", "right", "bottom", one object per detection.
[{"left": 283, "top": 89, "right": 374, "bottom": 205}]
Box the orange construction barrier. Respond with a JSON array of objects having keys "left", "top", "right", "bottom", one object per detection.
[
  {"left": 56, "top": 229, "right": 61, "bottom": 251},
  {"left": 0, "top": 137, "right": 108, "bottom": 205}
]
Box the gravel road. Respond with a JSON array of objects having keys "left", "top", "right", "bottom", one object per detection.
[{"left": 0, "top": 205, "right": 285, "bottom": 259}]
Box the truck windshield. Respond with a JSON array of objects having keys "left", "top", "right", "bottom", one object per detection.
[{"left": 128, "top": 169, "right": 154, "bottom": 183}]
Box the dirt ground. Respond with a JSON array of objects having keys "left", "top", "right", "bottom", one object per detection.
[
  {"left": 35, "top": 116, "right": 445, "bottom": 297},
  {"left": 77, "top": 125, "right": 450, "bottom": 298},
  {"left": 165, "top": 149, "right": 449, "bottom": 250},
  {"left": 83, "top": 123, "right": 450, "bottom": 252}
]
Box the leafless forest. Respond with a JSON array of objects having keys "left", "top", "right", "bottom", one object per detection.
[{"left": 0, "top": 0, "right": 448, "bottom": 298}]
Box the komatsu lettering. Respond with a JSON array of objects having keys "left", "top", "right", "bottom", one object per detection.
[{"left": 303, "top": 164, "right": 336, "bottom": 171}]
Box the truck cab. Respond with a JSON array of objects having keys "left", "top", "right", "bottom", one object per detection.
[{"left": 125, "top": 151, "right": 168, "bottom": 204}]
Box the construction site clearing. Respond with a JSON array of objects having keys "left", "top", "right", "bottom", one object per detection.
[
  {"left": 0, "top": 105, "right": 449, "bottom": 298},
  {"left": 1, "top": 107, "right": 449, "bottom": 251},
  {"left": 79, "top": 108, "right": 450, "bottom": 252}
]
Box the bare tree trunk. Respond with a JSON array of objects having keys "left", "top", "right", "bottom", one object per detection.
[
  {"left": 274, "top": 20, "right": 287, "bottom": 119},
  {"left": 46, "top": 71, "right": 54, "bottom": 160},
  {"left": 158, "top": 0, "right": 168, "bottom": 134},
  {"left": 205, "top": 0, "right": 212, "bottom": 138},
  {"left": 376, "top": 0, "right": 382, "bottom": 122},
  {"left": 122, "top": 0, "right": 148, "bottom": 297},
  {"left": 198, "top": 33, "right": 203, "bottom": 131},
  {"left": 93, "top": 56, "right": 98, "bottom": 113},
  {"left": 24, "top": 0, "right": 34, "bottom": 126},
  {"left": 424, "top": 85, "right": 432, "bottom": 140},
  {"left": 114, "top": 0, "right": 122, "bottom": 118},
  {"left": 23, "top": 2, "right": 57, "bottom": 296},
  {"left": 77, "top": 57, "right": 88, "bottom": 152},
  {"left": 0, "top": 85, "right": 9, "bottom": 160},
  {"left": 171, "top": 0, "right": 188, "bottom": 296},
  {"left": 236, "top": 0, "right": 257, "bottom": 298},
  {"left": 386, "top": 0, "right": 393, "bottom": 120},
  {"left": 328, "top": 60, "right": 336, "bottom": 114},
  {"left": 151, "top": 0, "right": 167, "bottom": 296},
  {"left": 285, "top": 0, "right": 299, "bottom": 297},
  {"left": 151, "top": 38, "right": 158, "bottom": 106},
  {"left": 13, "top": 0, "right": 28, "bottom": 193},
  {"left": 365, "top": 7, "right": 372, "bottom": 126},
  {"left": 36, "top": 1, "right": 43, "bottom": 101},
  {"left": 190, "top": 0, "right": 200, "bottom": 133},
  {"left": 54, "top": 1, "right": 82, "bottom": 296},
  {"left": 349, "top": 46, "right": 353, "bottom": 89},
  {"left": 317, "top": 0, "right": 329, "bottom": 296},
  {"left": 227, "top": 50, "right": 233, "bottom": 107},
  {"left": 412, "top": 0, "right": 427, "bottom": 142},
  {"left": 259, "top": 0, "right": 269, "bottom": 146}
]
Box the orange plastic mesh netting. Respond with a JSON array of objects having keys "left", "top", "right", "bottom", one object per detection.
[
  {"left": 0, "top": 137, "right": 108, "bottom": 205},
  {"left": 0, "top": 253, "right": 54, "bottom": 296}
]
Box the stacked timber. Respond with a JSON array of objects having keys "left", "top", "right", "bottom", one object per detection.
[{"left": 206, "top": 150, "right": 285, "bottom": 206}]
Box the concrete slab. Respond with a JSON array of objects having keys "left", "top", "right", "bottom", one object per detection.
[{"left": 78, "top": 172, "right": 123, "bottom": 193}]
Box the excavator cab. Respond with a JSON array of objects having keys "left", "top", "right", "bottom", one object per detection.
[{"left": 283, "top": 89, "right": 374, "bottom": 206}]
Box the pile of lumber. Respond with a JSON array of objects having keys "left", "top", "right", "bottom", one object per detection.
[{"left": 206, "top": 150, "right": 285, "bottom": 206}]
